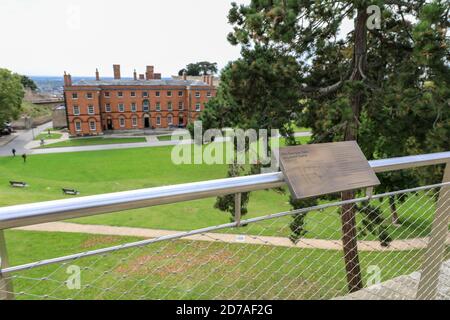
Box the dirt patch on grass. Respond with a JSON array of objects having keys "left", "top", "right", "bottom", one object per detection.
[
  {"left": 116, "top": 242, "right": 238, "bottom": 277},
  {"left": 81, "top": 235, "right": 123, "bottom": 249}
]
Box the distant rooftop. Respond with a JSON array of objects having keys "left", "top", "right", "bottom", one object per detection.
[
  {"left": 65, "top": 64, "right": 214, "bottom": 88},
  {"left": 72, "top": 78, "right": 210, "bottom": 87},
  {"left": 172, "top": 75, "right": 220, "bottom": 87}
]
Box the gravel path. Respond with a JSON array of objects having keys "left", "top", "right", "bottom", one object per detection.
[{"left": 16, "top": 221, "right": 449, "bottom": 252}]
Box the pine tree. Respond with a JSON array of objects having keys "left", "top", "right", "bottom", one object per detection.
[{"left": 209, "top": 0, "right": 449, "bottom": 292}]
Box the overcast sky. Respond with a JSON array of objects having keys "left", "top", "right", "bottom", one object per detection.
[{"left": 0, "top": 0, "right": 251, "bottom": 77}]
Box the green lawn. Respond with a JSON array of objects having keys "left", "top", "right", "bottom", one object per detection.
[
  {"left": 293, "top": 126, "right": 311, "bottom": 133},
  {"left": 34, "top": 133, "right": 63, "bottom": 140},
  {"left": 0, "top": 141, "right": 438, "bottom": 240},
  {"left": 38, "top": 137, "right": 147, "bottom": 148},
  {"left": 4, "top": 229, "right": 433, "bottom": 300},
  {"left": 156, "top": 135, "right": 172, "bottom": 141},
  {"left": 287, "top": 135, "right": 311, "bottom": 145},
  {"left": 0, "top": 141, "right": 442, "bottom": 300},
  {"left": 288, "top": 121, "right": 311, "bottom": 133}
]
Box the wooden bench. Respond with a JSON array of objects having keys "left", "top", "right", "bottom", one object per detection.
[
  {"left": 62, "top": 188, "right": 79, "bottom": 195},
  {"left": 9, "top": 181, "right": 27, "bottom": 188}
]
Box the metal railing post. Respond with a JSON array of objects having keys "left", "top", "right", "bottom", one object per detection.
[
  {"left": 235, "top": 193, "right": 241, "bottom": 227},
  {"left": 0, "top": 230, "right": 14, "bottom": 300},
  {"left": 417, "top": 162, "right": 450, "bottom": 300}
]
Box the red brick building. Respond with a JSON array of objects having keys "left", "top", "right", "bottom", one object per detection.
[{"left": 63, "top": 65, "right": 216, "bottom": 136}]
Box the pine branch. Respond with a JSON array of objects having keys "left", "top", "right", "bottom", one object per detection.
[{"left": 300, "top": 80, "right": 344, "bottom": 97}]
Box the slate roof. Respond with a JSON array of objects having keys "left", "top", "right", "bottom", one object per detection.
[{"left": 72, "top": 79, "right": 210, "bottom": 87}]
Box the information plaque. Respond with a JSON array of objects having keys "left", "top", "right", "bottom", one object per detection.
[{"left": 279, "top": 141, "right": 380, "bottom": 200}]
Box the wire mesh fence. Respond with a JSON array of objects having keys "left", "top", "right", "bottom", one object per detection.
[{"left": 0, "top": 183, "right": 449, "bottom": 300}]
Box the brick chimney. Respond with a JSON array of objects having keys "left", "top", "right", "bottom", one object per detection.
[
  {"left": 64, "top": 72, "right": 73, "bottom": 86},
  {"left": 95, "top": 68, "right": 100, "bottom": 81},
  {"left": 139, "top": 74, "right": 145, "bottom": 80},
  {"left": 209, "top": 75, "right": 215, "bottom": 87},
  {"left": 146, "top": 65, "right": 154, "bottom": 80},
  {"left": 182, "top": 71, "right": 187, "bottom": 81},
  {"left": 203, "top": 75, "right": 207, "bottom": 83},
  {"left": 133, "top": 69, "right": 137, "bottom": 81},
  {"left": 154, "top": 73, "right": 161, "bottom": 80},
  {"left": 113, "top": 64, "right": 121, "bottom": 80},
  {"left": 63, "top": 72, "right": 69, "bottom": 86}
]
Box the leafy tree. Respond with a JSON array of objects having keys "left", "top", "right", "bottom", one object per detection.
[
  {"left": 178, "top": 68, "right": 188, "bottom": 76},
  {"left": 214, "top": 164, "right": 251, "bottom": 222},
  {"left": 197, "top": 61, "right": 218, "bottom": 75},
  {"left": 20, "top": 75, "right": 38, "bottom": 91},
  {"left": 178, "top": 61, "right": 218, "bottom": 76},
  {"left": 186, "top": 63, "right": 202, "bottom": 76},
  {"left": 223, "top": 0, "right": 449, "bottom": 292},
  {"left": 0, "top": 68, "right": 24, "bottom": 126},
  {"left": 193, "top": 46, "right": 303, "bottom": 223},
  {"left": 289, "top": 197, "right": 318, "bottom": 243},
  {"left": 357, "top": 202, "right": 392, "bottom": 246},
  {"left": 199, "top": 47, "right": 302, "bottom": 134}
]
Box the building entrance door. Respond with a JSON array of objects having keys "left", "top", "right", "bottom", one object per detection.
[
  {"left": 107, "top": 119, "right": 113, "bottom": 130},
  {"left": 144, "top": 116, "right": 150, "bottom": 128},
  {"left": 178, "top": 115, "right": 184, "bottom": 127}
]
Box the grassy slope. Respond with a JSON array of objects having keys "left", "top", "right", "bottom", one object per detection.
[
  {"left": 5, "top": 229, "right": 429, "bottom": 300},
  {"left": 38, "top": 137, "right": 146, "bottom": 148},
  {"left": 21, "top": 101, "right": 53, "bottom": 118}
]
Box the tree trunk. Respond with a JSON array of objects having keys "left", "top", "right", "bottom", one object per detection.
[
  {"left": 389, "top": 196, "right": 400, "bottom": 225},
  {"left": 340, "top": 191, "right": 363, "bottom": 292},
  {"left": 340, "top": 8, "right": 368, "bottom": 293}
]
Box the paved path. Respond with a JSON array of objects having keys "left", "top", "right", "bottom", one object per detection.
[
  {"left": 16, "top": 221, "right": 449, "bottom": 252},
  {"left": 30, "top": 138, "right": 192, "bottom": 155},
  {"left": 4, "top": 131, "right": 312, "bottom": 156},
  {"left": 0, "top": 133, "right": 18, "bottom": 147},
  {"left": 0, "top": 129, "right": 313, "bottom": 157},
  {"left": 24, "top": 132, "right": 70, "bottom": 149},
  {"left": 0, "top": 131, "right": 190, "bottom": 156},
  {"left": 0, "top": 122, "right": 53, "bottom": 156}
]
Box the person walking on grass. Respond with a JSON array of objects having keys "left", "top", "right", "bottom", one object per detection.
[
  {"left": 12, "top": 148, "right": 16, "bottom": 157},
  {"left": 22, "top": 153, "right": 27, "bottom": 163}
]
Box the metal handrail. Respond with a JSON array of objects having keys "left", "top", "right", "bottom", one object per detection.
[
  {"left": 0, "top": 151, "right": 449, "bottom": 230},
  {"left": 2, "top": 182, "right": 448, "bottom": 275}
]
